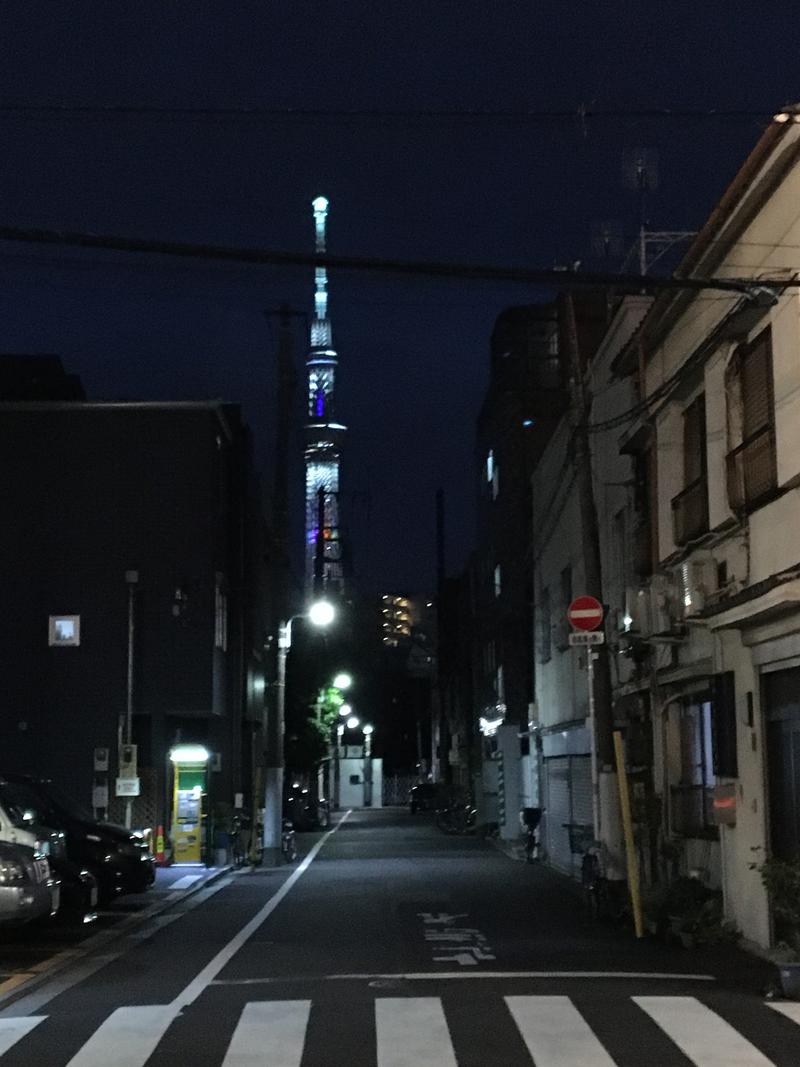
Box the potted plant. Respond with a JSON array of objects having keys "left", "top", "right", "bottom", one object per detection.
[{"left": 760, "top": 856, "right": 800, "bottom": 998}]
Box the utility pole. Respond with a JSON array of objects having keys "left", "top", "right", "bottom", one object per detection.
[{"left": 559, "top": 292, "right": 615, "bottom": 773}]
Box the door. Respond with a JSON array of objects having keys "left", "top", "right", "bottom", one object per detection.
[{"left": 764, "top": 667, "right": 800, "bottom": 860}]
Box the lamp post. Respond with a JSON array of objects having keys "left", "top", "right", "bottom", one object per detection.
[
  {"left": 264, "top": 600, "right": 334, "bottom": 860},
  {"left": 363, "top": 725, "right": 374, "bottom": 807}
]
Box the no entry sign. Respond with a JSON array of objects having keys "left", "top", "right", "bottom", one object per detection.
[{"left": 567, "top": 595, "right": 604, "bottom": 632}]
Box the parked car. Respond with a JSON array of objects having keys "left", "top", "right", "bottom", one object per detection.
[
  {"left": 0, "top": 841, "right": 59, "bottom": 926},
  {"left": 0, "top": 774, "right": 154, "bottom": 903},
  {"left": 0, "top": 790, "right": 96, "bottom": 920},
  {"left": 409, "top": 783, "right": 443, "bottom": 814}
]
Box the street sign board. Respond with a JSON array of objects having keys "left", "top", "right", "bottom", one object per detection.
[
  {"left": 115, "top": 777, "right": 140, "bottom": 797},
  {"left": 568, "top": 630, "right": 605, "bottom": 647},
  {"left": 567, "top": 595, "right": 604, "bottom": 631}
]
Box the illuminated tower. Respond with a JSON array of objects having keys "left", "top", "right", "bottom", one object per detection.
[{"left": 304, "top": 195, "right": 345, "bottom": 598}]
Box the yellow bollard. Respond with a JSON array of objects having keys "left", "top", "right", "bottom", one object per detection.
[{"left": 613, "top": 730, "right": 644, "bottom": 939}]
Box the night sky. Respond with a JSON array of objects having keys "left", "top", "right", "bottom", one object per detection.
[{"left": 0, "top": 3, "right": 797, "bottom": 594}]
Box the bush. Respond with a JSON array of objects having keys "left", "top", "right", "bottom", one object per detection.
[{"left": 760, "top": 857, "right": 800, "bottom": 955}]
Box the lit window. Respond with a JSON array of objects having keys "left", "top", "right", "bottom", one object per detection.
[
  {"left": 48, "top": 615, "right": 80, "bottom": 647},
  {"left": 486, "top": 449, "right": 494, "bottom": 483},
  {"left": 494, "top": 565, "right": 502, "bottom": 598}
]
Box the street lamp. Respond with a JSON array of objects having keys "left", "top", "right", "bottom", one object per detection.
[
  {"left": 362, "top": 724, "right": 374, "bottom": 806},
  {"left": 333, "top": 672, "right": 352, "bottom": 690},
  {"left": 346, "top": 716, "right": 360, "bottom": 730},
  {"left": 264, "top": 600, "right": 335, "bottom": 859},
  {"left": 339, "top": 703, "right": 352, "bottom": 718}
]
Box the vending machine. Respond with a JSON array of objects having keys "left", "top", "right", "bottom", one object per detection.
[{"left": 169, "top": 745, "right": 209, "bottom": 864}]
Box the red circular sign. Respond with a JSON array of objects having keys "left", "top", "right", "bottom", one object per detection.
[{"left": 567, "top": 595, "right": 604, "bottom": 631}]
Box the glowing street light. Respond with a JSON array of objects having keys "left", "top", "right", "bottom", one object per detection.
[
  {"left": 265, "top": 600, "right": 336, "bottom": 859},
  {"left": 346, "top": 716, "right": 360, "bottom": 730},
  {"left": 339, "top": 703, "right": 352, "bottom": 718},
  {"left": 333, "top": 672, "right": 352, "bottom": 690}
]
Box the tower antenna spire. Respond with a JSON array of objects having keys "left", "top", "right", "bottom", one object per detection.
[{"left": 304, "top": 195, "right": 345, "bottom": 599}]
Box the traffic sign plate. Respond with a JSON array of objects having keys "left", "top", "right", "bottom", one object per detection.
[
  {"left": 567, "top": 595, "right": 604, "bottom": 631},
  {"left": 568, "top": 631, "right": 605, "bottom": 646}
]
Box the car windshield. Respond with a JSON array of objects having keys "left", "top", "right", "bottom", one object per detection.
[
  {"left": 40, "top": 782, "right": 94, "bottom": 823},
  {"left": 0, "top": 782, "right": 52, "bottom": 827}
]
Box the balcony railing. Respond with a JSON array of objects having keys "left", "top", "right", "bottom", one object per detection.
[
  {"left": 670, "top": 784, "right": 717, "bottom": 839},
  {"left": 671, "top": 477, "right": 709, "bottom": 546},
  {"left": 726, "top": 426, "right": 777, "bottom": 513}
]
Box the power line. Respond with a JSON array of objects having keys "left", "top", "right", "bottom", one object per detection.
[
  {"left": 0, "top": 105, "right": 776, "bottom": 121},
  {"left": 0, "top": 223, "right": 796, "bottom": 297}
]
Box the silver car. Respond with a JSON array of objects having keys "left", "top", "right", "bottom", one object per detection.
[{"left": 0, "top": 841, "right": 59, "bottom": 926}]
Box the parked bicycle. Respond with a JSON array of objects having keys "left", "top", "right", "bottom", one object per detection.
[
  {"left": 281, "top": 818, "right": 298, "bottom": 863},
  {"left": 520, "top": 807, "right": 543, "bottom": 863},
  {"left": 435, "top": 801, "right": 477, "bottom": 835},
  {"left": 564, "top": 823, "right": 626, "bottom": 923}
]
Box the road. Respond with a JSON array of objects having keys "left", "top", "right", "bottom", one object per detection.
[{"left": 0, "top": 808, "right": 799, "bottom": 1065}]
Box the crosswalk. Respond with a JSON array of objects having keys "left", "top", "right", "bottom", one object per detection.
[{"left": 1, "top": 994, "right": 799, "bottom": 1065}]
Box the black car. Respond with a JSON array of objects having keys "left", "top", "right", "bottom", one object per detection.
[
  {"left": 0, "top": 774, "right": 154, "bottom": 903},
  {"left": 409, "top": 783, "right": 443, "bottom": 814}
]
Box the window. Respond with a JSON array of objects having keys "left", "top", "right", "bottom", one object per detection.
[
  {"left": 726, "top": 327, "right": 777, "bottom": 512},
  {"left": 48, "top": 615, "right": 80, "bottom": 647},
  {"left": 672, "top": 394, "right": 709, "bottom": 544},
  {"left": 486, "top": 449, "right": 494, "bottom": 483},
  {"left": 538, "top": 588, "right": 551, "bottom": 663},
  {"left": 493, "top": 564, "right": 502, "bottom": 598},
  {"left": 632, "top": 443, "right": 658, "bottom": 577},
  {"left": 671, "top": 698, "right": 717, "bottom": 837}
]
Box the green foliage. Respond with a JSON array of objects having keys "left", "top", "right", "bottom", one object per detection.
[
  {"left": 760, "top": 856, "right": 800, "bottom": 955},
  {"left": 643, "top": 877, "right": 739, "bottom": 947}
]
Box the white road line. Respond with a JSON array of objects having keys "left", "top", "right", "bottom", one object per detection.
[
  {"left": 169, "top": 875, "right": 203, "bottom": 891},
  {"left": 506, "top": 995, "right": 616, "bottom": 1067},
  {"left": 65, "top": 1005, "right": 177, "bottom": 1067},
  {"left": 222, "top": 1000, "right": 310, "bottom": 1067},
  {"left": 0, "top": 1016, "right": 46, "bottom": 1055},
  {"left": 210, "top": 968, "right": 717, "bottom": 986},
  {"left": 375, "top": 997, "right": 457, "bottom": 1067},
  {"left": 769, "top": 1000, "right": 800, "bottom": 1026},
  {"left": 635, "top": 995, "right": 775, "bottom": 1067},
  {"left": 171, "top": 810, "right": 352, "bottom": 1009}
]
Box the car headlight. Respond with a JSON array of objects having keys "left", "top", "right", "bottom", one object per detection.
[{"left": 0, "top": 860, "right": 26, "bottom": 885}]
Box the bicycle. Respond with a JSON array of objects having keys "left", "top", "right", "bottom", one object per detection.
[
  {"left": 520, "top": 807, "right": 543, "bottom": 863},
  {"left": 281, "top": 818, "right": 298, "bottom": 863}
]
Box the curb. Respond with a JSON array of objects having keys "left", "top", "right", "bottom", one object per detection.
[{"left": 0, "top": 865, "right": 233, "bottom": 1011}]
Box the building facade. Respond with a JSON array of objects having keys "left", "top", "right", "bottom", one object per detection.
[{"left": 0, "top": 398, "right": 269, "bottom": 851}]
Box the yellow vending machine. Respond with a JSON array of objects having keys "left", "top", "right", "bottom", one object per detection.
[{"left": 169, "top": 745, "right": 209, "bottom": 864}]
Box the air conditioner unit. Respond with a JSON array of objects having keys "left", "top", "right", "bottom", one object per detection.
[
  {"left": 680, "top": 558, "right": 717, "bottom": 618},
  {"left": 648, "top": 574, "right": 679, "bottom": 636}
]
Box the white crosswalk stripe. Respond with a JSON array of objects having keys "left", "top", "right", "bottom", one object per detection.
[
  {"left": 0, "top": 1017, "right": 46, "bottom": 1057},
  {"left": 0, "top": 993, "right": 798, "bottom": 1065},
  {"left": 506, "top": 994, "right": 616, "bottom": 1066},
  {"left": 635, "top": 995, "right": 775, "bottom": 1067},
  {"left": 222, "top": 1000, "right": 310, "bottom": 1067},
  {"left": 375, "top": 997, "right": 457, "bottom": 1067},
  {"left": 65, "top": 1005, "right": 177, "bottom": 1067}
]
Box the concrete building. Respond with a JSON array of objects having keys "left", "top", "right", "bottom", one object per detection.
[
  {"left": 532, "top": 295, "right": 651, "bottom": 876},
  {"left": 0, "top": 396, "right": 270, "bottom": 855},
  {"left": 609, "top": 111, "right": 800, "bottom": 949}
]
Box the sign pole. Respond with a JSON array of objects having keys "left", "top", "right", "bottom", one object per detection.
[{"left": 588, "top": 649, "right": 600, "bottom": 842}]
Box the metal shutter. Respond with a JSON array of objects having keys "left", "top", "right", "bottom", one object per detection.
[{"left": 543, "top": 757, "right": 572, "bottom": 872}]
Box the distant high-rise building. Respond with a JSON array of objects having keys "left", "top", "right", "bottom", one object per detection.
[{"left": 304, "top": 196, "right": 346, "bottom": 599}]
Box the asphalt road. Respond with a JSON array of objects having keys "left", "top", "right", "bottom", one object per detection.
[{"left": 0, "top": 808, "right": 799, "bottom": 1065}]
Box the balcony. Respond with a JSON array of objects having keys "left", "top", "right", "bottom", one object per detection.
[
  {"left": 671, "top": 477, "right": 709, "bottom": 546},
  {"left": 726, "top": 426, "right": 777, "bottom": 513}
]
